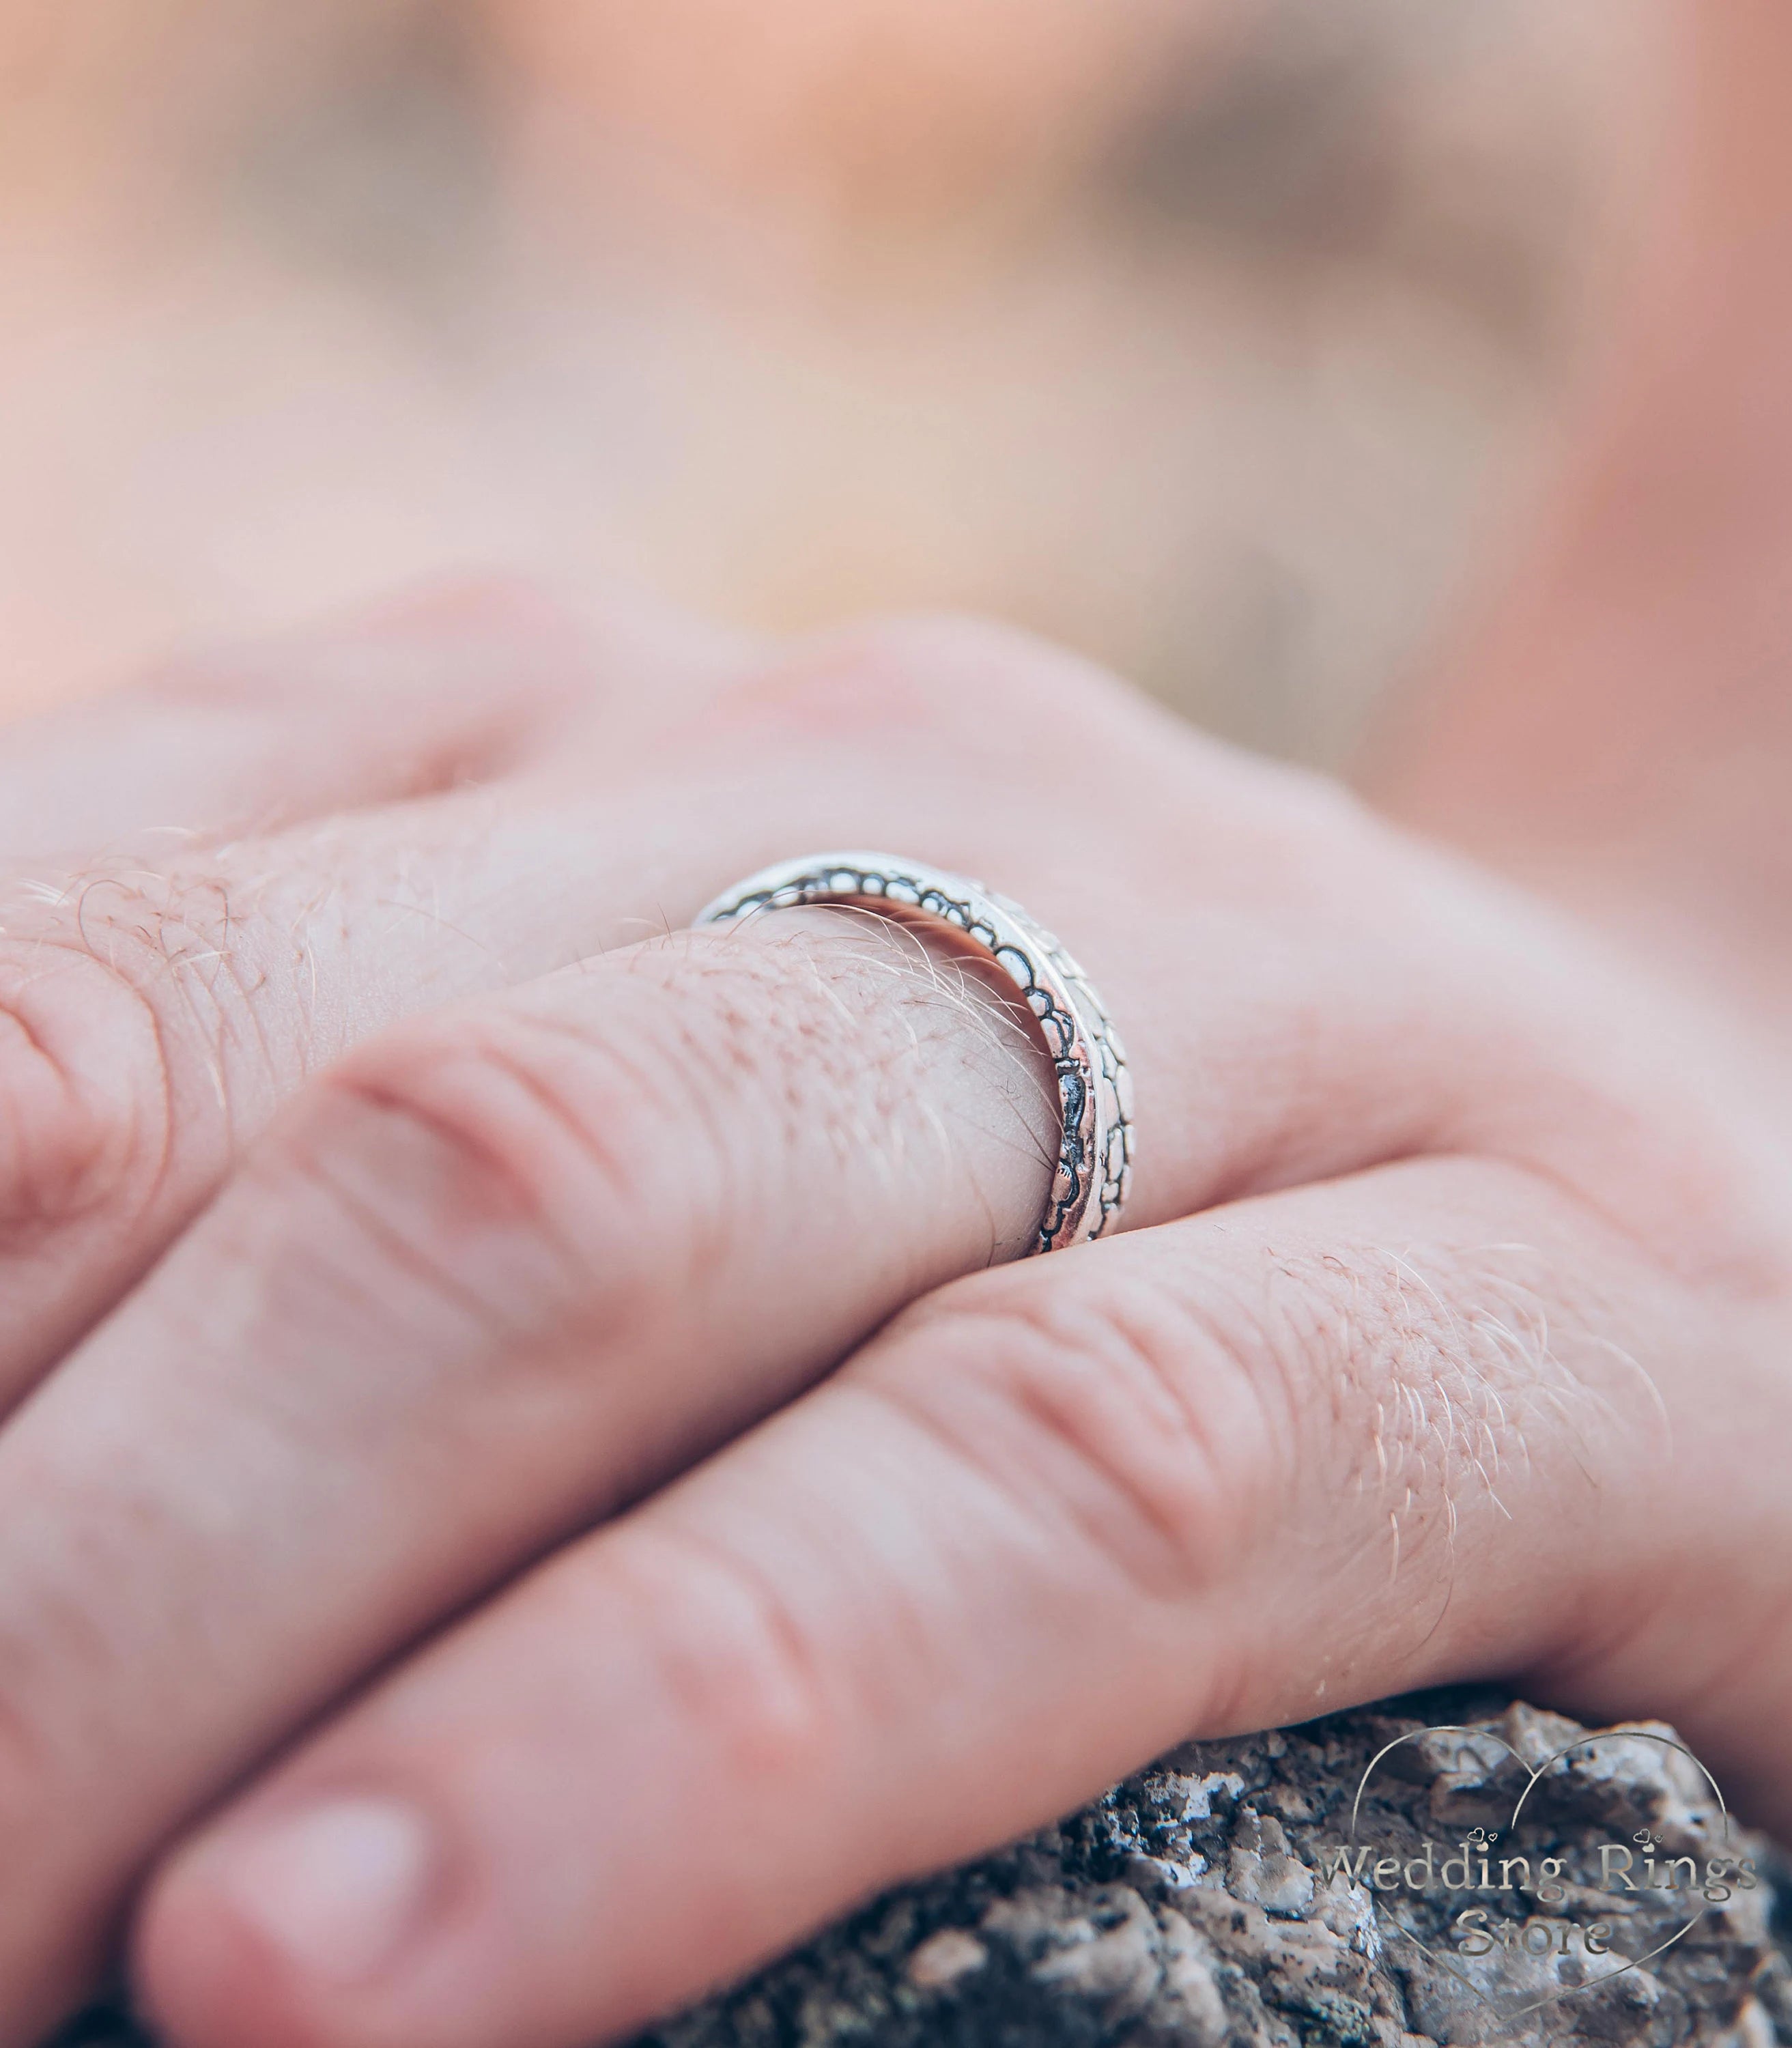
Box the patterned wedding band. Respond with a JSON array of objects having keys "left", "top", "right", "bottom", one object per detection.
[{"left": 695, "top": 853, "right": 1133, "bottom": 1255}]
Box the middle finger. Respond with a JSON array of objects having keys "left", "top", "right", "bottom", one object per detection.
[
  {"left": 0, "top": 618, "right": 1720, "bottom": 2032},
  {"left": 0, "top": 903, "right": 1060, "bottom": 2032}
]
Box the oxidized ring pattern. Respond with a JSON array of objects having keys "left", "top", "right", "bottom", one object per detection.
[{"left": 695, "top": 852, "right": 1133, "bottom": 1254}]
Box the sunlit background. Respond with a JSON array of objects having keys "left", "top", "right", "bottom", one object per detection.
[{"left": 0, "top": 0, "right": 1661, "bottom": 759}]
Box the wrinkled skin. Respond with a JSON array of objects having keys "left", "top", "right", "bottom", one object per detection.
[{"left": 0, "top": 582, "right": 1787, "bottom": 2048}]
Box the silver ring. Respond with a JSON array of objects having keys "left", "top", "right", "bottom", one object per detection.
[{"left": 694, "top": 852, "right": 1133, "bottom": 1254}]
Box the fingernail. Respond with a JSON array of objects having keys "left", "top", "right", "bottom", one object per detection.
[{"left": 213, "top": 1795, "right": 438, "bottom": 1987}]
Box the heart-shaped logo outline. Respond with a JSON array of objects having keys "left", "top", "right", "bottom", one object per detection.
[{"left": 1339, "top": 1725, "right": 1731, "bottom": 2028}]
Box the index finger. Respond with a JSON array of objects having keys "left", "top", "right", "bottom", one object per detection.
[{"left": 0, "top": 580, "right": 752, "bottom": 860}]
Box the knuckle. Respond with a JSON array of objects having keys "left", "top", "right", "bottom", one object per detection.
[
  {"left": 815, "top": 612, "right": 1115, "bottom": 716},
  {"left": 0, "top": 1667, "right": 56, "bottom": 1828},
  {"left": 606, "top": 1521, "right": 836, "bottom": 1786},
  {"left": 1252, "top": 758, "right": 1381, "bottom": 847},
  {"left": 367, "top": 571, "right": 574, "bottom": 640},
  {"left": 0, "top": 935, "right": 173, "bottom": 1234},
  {"left": 0, "top": 1587, "right": 119, "bottom": 1883},
  {"left": 1305, "top": 1222, "right": 1630, "bottom": 1550},
  {"left": 148, "top": 574, "right": 578, "bottom": 708},
  {"left": 716, "top": 610, "right": 1150, "bottom": 754},
  {"left": 266, "top": 989, "right": 724, "bottom": 1354},
  {"left": 1172, "top": 735, "right": 1384, "bottom": 862},
  {"left": 0, "top": 861, "right": 276, "bottom": 1201},
  {"left": 865, "top": 1256, "right": 1291, "bottom": 1605}
]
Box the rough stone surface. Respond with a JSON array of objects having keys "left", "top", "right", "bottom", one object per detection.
[{"left": 59, "top": 1692, "right": 1792, "bottom": 2048}]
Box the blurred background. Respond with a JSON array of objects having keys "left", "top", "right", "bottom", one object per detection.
[{"left": 0, "top": 0, "right": 1668, "bottom": 762}]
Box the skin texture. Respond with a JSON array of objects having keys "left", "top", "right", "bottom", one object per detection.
[{"left": 0, "top": 581, "right": 1786, "bottom": 2048}]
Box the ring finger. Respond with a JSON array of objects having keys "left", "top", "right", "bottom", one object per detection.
[
  {"left": 0, "top": 639, "right": 1720, "bottom": 2032},
  {"left": 0, "top": 613, "right": 1728, "bottom": 2038}
]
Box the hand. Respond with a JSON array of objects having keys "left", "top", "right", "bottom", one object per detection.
[{"left": 0, "top": 582, "right": 1787, "bottom": 2048}]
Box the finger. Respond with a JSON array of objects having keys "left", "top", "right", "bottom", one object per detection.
[
  {"left": 0, "top": 775, "right": 614, "bottom": 1402},
  {"left": 0, "top": 606, "right": 1719, "bottom": 1411},
  {"left": 0, "top": 577, "right": 752, "bottom": 860},
  {"left": 0, "top": 591, "right": 763, "bottom": 1402},
  {"left": 0, "top": 906, "right": 1057, "bottom": 2038},
  {"left": 135, "top": 1152, "right": 1751, "bottom": 2048},
  {"left": 0, "top": 622, "right": 1740, "bottom": 2037},
  {"left": 5, "top": 618, "right": 1751, "bottom": 2038},
  {"left": 0, "top": 705, "right": 1673, "bottom": 2040},
  {"left": 616, "top": 614, "right": 1759, "bottom": 1267}
]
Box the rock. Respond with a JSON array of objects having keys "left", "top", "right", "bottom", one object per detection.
[
  {"left": 631, "top": 1690, "right": 1789, "bottom": 2048},
  {"left": 55, "top": 1691, "right": 1792, "bottom": 2047},
  {"left": 1229, "top": 1810, "right": 1317, "bottom": 1917},
  {"left": 905, "top": 1929, "right": 991, "bottom": 1991}
]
